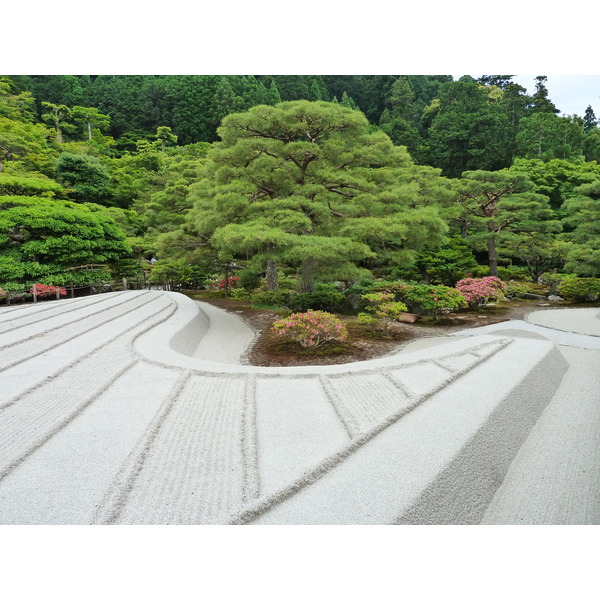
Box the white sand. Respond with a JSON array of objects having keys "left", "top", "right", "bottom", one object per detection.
[{"left": 0, "top": 292, "right": 598, "bottom": 525}]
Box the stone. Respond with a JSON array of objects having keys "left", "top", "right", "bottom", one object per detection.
[{"left": 398, "top": 313, "right": 420, "bottom": 323}]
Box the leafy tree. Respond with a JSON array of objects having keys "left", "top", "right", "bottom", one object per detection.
[
  {"left": 0, "top": 77, "right": 36, "bottom": 122},
  {"left": 561, "top": 181, "right": 600, "bottom": 275},
  {"left": 414, "top": 237, "right": 478, "bottom": 285},
  {"left": 500, "top": 232, "right": 569, "bottom": 281},
  {"left": 583, "top": 128, "right": 600, "bottom": 162},
  {"left": 0, "top": 174, "right": 65, "bottom": 198},
  {"left": 423, "top": 79, "right": 511, "bottom": 176},
  {"left": 71, "top": 106, "right": 111, "bottom": 140},
  {"left": 500, "top": 82, "right": 530, "bottom": 161},
  {"left": 0, "top": 117, "right": 56, "bottom": 174},
  {"left": 340, "top": 91, "right": 359, "bottom": 110},
  {"left": 508, "top": 158, "right": 600, "bottom": 209},
  {"left": 378, "top": 77, "right": 421, "bottom": 157},
  {"left": 0, "top": 195, "right": 130, "bottom": 286},
  {"left": 477, "top": 76, "right": 515, "bottom": 88},
  {"left": 529, "top": 76, "right": 559, "bottom": 114},
  {"left": 455, "top": 170, "right": 559, "bottom": 277},
  {"left": 583, "top": 105, "right": 597, "bottom": 133},
  {"left": 190, "top": 100, "right": 448, "bottom": 291},
  {"left": 55, "top": 152, "right": 110, "bottom": 203},
  {"left": 516, "top": 113, "right": 584, "bottom": 161},
  {"left": 41, "top": 102, "right": 75, "bottom": 143},
  {"left": 155, "top": 126, "right": 177, "bottom": 153},
  {"left": 28, "top": 75, "right": 86, "bottom": 108}
]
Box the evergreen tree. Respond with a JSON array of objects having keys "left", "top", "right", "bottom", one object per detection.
[
  {"left": 529, "top": 76, "right": 559, "bottom": 114},
  {"left": 423, "top": 80, "right": 511, "bottom": 176},
  {"left": 561, "top": 181, "right": 600, "bottom": 275},
  {"left": 190, "top": 101, "right": 448, "bottom": 291},
  {"left": 454, "top": 170, "right": 559, "bottom": 277},
  {"left": 378, "top": 77, "right": 421, "bottom": 157},
  {"left": 41, "top": 102, "right": 74, "bottom": 143},
  {"left": 583, "top": 105, "right": 597, "bottom": 133},
  {"left": 71, "top": 106, "right": 110, "bottom": 140},
  {"left": 516, "top": 113, "right": 584, "bottom": 161}
]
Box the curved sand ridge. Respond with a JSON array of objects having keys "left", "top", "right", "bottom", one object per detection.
[{"left": 0, "top": 291, "right": 597, "bottom": 524}]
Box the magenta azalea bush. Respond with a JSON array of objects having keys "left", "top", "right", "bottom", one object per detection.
[
  {"left": 455, "top": 276, "right": 506, "bottom": 306},
  {"left": 272, "top": 310, "right": 348, "bottom": 348}
]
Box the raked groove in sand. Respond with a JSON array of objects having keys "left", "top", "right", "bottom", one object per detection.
[{"left": 0, "top": 290, "right": 598, "bottom": 525}]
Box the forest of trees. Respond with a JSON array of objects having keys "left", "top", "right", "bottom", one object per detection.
[{"left": 1, "top": 74, "right": 599, "bottom": 297}]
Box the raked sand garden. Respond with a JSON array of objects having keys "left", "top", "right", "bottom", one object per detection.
[{"left": 0, "top": 290, "right": 599, "bottom": 525}]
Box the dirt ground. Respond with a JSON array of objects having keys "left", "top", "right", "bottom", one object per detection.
[{"left": 184, "top": 291, "right": 581, "bottom": 367}]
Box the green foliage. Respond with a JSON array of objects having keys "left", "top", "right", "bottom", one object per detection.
[
  {"left": 403, "top": 284, "right": 467, "bottom": 319},
  {"left": 0, "top": 116, "right": 56, "bottom": 174},
  {"left": 561, "top": 181, "right": 600, "bottom": 276},
  {"left": 148, "top": 260, "right": 195, "bottom": 289},
  {"left": 71, "top": 106, "right": 111, "bottom": 140},
  {"left": 0, "top": 195, "right": 131, "bottom": 286},
  {"left": 55, "top": 152, "right": 110, "bottom": 203},
  {"left": 191, "top": 100, "right": 448, "bottom": 293},
  {"left": 0, "top": 174, "right": 64, "bottom": 197},
  {"left": 357, "top": 291, "right": 408, "bottom": 333},
  {"left": 504, "top": 280, "right": 535, "bottom": 298},
  {"left": 422, "top": 79, "right": 512, "bottom": 177},
  {"left": 250, "top": 290, "right": 291, "bottom": 309},
  {"left": 508, "top": 158, "right": 600, "bottom": 210},
  {"left": 237, "top": 265, "right": 263, "bottom": 291},
  {"left": 516, "top": 113, "right": 584, "bottom": 161},
  {"left": 415, "top": 237, "right": 478, "bottom": 285},
  {"left": 557, "top": 277, "right": 600, "bottom": 301},
  {"left": 455, "top": 170, "right": 559, "bottom": 277},
  {"left": 288, "top": 284, "right": 345, "bottom": 313}
]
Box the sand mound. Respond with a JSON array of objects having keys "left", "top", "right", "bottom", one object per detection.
[{"left": 0, "top": 292, "right": 598, "bottom": 524}]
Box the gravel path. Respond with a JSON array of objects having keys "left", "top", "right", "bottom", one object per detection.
[{"left": 0, "top": 291, "right": 597, "bottom": 525}]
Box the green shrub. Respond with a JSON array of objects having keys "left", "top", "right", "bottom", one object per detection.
[
  {"left": 238, "top": 267, "right": 263, "bottom": 291},
  {"left": 228, "top": 288, "right": 252, "bottom": 301},
  {"left": 557, "top": 277, "right": 600, "bottom": 301},
  {"left": 539, "top": 272, "right": 568, "bottom": 295},
  {"left": 496, "top": 266, "right": 531, "bottom": 281},
  {"left": 504, "top": 280, "right": 532, "bottom": 299},
  {"left": 403, "top": 284, "right": 467, "bottom": 319},
  {"left": 358, "top": 292, "right": 408, "bottom": 333},
  {"left": 289, "top": 284, "right": 344, "bottom": 312},
  {"left": 251, "top": 290, "right": 291, "bottom": 308}
]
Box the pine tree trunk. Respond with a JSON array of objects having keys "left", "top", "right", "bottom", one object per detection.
[
  {"left": 418, "top": 266, "right": 431, "bottom": 284},
  {"left": 56, "top": 123, "right": 63, "bottom": 144},
  {"left": 87, "top": 120, "right": 93, "bottom": 140},
  {"left": 265, "top": 259, "right": 279, "bottom": 291},
  {"left": 487, "top": 235, "right": 498, "bottom": 277}
]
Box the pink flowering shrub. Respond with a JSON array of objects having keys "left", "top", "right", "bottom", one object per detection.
[
  {"left": 455, "top": 277, "right": 506, "bottom": 307},
  {"left": 29, "top": 283, "right": 67, "bottom": 298},
  {"left": 272, "top": 310, "right": 348, "bottom": 348},
  {"left": 358, "top": 292, "right": 408, "bottom": 333}
]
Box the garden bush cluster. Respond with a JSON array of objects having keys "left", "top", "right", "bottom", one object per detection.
[{"left": 557, "top": 277, "right": 600, "bottom": 301}]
